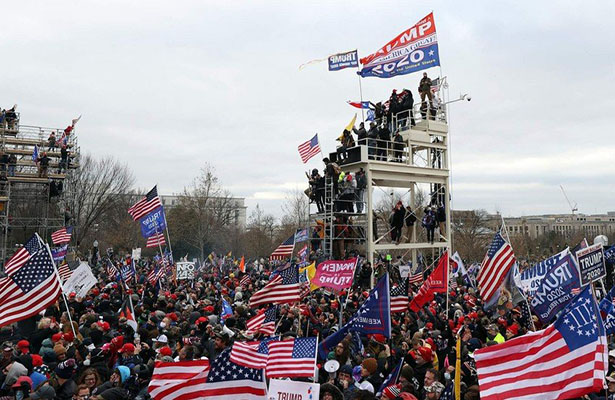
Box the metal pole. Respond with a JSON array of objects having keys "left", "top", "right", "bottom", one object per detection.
[{"left": 358, "top": 74, "right": 365, "bottom": 124}]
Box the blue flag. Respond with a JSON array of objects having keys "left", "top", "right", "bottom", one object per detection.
[
  {"left": 599, "top": 285, "right": 615, "bottom": 335},
  {"left": 376, "top": 359, "right": 403, "bottom": 396},
  {"left": 319, "top": 274, "right": 391, "bottom": 358},
  {"left": 32, "top": 145, "right": 38, "bottom": 161},
  {"left": 140, "top": 207, "right": 166, "bottom": 239},
  {"left": 221, "top": 299, "right": 233, "bottom": 324},
  {"left": 605, "top": 246, "right": 615, "bottom": 266}
]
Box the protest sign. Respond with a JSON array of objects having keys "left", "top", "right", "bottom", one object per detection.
[
  {"left": 576, "top": 243, "right": 605, "bottom": 286},
  {"left": 62, "top": 262, "right": 97, "bottom": 298},
  {"left": 399, "top": 263, "right": 411, "bottom": 279},
  {"left": 176, "top": 262, "right": 195, "bottom": 280},
  {"left": 312, "top": 258, "right": 357, "bottom": 291},
  {"left": 132, "top": 248, "right": 141, "bottom": 261},
  {"left": 267, "top": 379, "right": 319, "bottom": 400}
]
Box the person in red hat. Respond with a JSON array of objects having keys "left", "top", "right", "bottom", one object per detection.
[
  {"left": 116, "top": 343, "right": 142, "bottom": 369},
  {"left": 16, "top": 340, "right": 30, "bottom": 355}
]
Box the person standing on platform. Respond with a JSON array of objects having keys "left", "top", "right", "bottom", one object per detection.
[
  {"left": 355, "top": 168, "right": 366, "bottom": 214},
  {"left": 404, "top": 205, "right": 417, "bottom": 242},
  {"left": 419, "top": 72, "right": 433, "bottom": 106},
  {"left": 436, "top": 203, "right": 446, "bottom": 240},
  {"left": 391, "top": 201, "right": 406, "bottom": 245},
  {"left": 422, "top": 206, "right": 436, "bottom": 244}
]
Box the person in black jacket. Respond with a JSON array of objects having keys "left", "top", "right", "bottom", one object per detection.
[
  {"left": 404, "top": 206, "right": 417, "bottom": 243},
  {"left": 399, "top": 89, "right": 415, "bottom": 127},
  {"left": 436, "top": 203, "right": 446, "bottom": 240},
  {"left": 393, "top": 131, "right": 405, "bottom": 162},
  {"left": 377, "top": 122, "right": 390, "bottom": 162},
  {"left": 367, "top": 122, "right": 378, "bottom": 160},
  {"left": 37, "top": 152, "right": 50, "bottom": 178},
  {"left": 391, "top": 201, "right": 406, "bottom": 244}
]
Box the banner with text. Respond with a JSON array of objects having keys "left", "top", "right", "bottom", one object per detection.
[
  {"left": 328, "top": 50, "right": 358, "bottom": 71},
  {"left": 576, "top": 243, "right": 605, "bottom": 286},
  {"left": 359, "top": 12, "right": 440, "bottom": 78},
  {"left": 530, "top": 252, "right": 582, "bottom": 324},
  {"left": 268, "top": 379, "right": 319, "bottom": 400},
  {"left": 514, "top": 248, "right": 569, "bottom": 298},
  {"left": 62, "top": 262, "right": 97, "bottom": 298},
  {"left": 140, "top": 207, "right": 166, "bottom": 239},
  {"left": 313, "top": 258, "right": 358, "bottom": 291},
  {"left": 176, "top": 262, "right": 195, "bottom": 280}
]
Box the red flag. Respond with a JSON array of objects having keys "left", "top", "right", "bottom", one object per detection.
[
  {"left": 239, "top": 256, "right": 245, "bottom": 273},
  {"left": 409, "top": 251, "right": 448, "bottom": 312}
]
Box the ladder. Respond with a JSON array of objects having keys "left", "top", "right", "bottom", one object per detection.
[{"left": 322, "top": 176, "right": 335, "bottom": 259}]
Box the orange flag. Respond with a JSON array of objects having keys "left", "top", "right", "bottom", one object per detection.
[{"left": 239, "top": 256, "right": 245, "bottom": 273}]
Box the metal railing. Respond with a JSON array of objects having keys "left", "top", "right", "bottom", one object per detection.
[{"left": 390, "top": 101, "right": 447, "bottom": 130}]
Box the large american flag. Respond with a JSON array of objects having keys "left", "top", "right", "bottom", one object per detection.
[
  {"left": 3, "top": 235, "right": 42, "bottom": 277},
  {"left": 0, "top": 247, "right": 62, "bottom": 327},
  {"left": 148, "top": 360, "right": 210, "bottom": 400},
  {"left": 478, "top": 233, "right": 516, "bottom": 304},
  {"left": 266, "top": 337, "right": 317, "bottom": 378},
  {"left": 390, "top": 278, "right": 409, "bottom": 313},
  {"left": 128, "top": 186, "right": 163, "bottom": 221},
  {"left": 297, "top": 134, "right": 321, "bottom": 164},
  {"left": 146, "top": 232, "right": 166, "bottom": 248},
  {"left": 204, "top": 348, "right": 267, "bottom": 400},
  {"left": 57, "top": 261, "right": 75, "bottom": 282},
  {"left": 51, "top": 226, "right": 73, "bottom": 245},
  {"left": 230, "top": 337, "right": 278, "bottom": 370},
  {"left": 475, "top": 286, "right": 606, "bottom": 400},
  {"left": 249, "top": 265, "right": 301, "bottom": 308},
  {"left": 269, "top": 234, "right": 295, "bottom": 261},
  {"left": 245, "top": 306, "right": 278, "bottom": 335}
]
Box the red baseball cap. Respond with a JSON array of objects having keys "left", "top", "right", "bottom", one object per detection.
[{"left": 118, "top": 343, "right": 135, "bottom": 354}]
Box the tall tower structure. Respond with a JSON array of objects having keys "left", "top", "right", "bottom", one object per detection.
[
  {"left": 309, "top": 102, "right": 450, "bottom": 273},
  {"left": 0, "top": 110, "right": 79, "bottom": 264}
]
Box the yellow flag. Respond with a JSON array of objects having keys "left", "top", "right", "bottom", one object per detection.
[
  {"left": 338, "top": 114, "right": 357, "bottom": 140},
  {"left": 455, "top": 335, "right": 461, "bottom": 400},
  {"left": 299, "top": 262, "right": 320, "bottom": 291}
]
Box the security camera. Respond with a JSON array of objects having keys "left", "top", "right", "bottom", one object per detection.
[{"left": 466, "top": 96, "right": 472, "bottom": 101}]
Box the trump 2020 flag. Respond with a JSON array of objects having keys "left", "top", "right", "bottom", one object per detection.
[
  {"left": 328, "top": 50, "right": 358, "bottom": 71},
  {"left": 475, "top": 285, "right": 607, "bottom": 400},
  {"left": 359, "top": 13, "right": 440, "bottom": 78}
]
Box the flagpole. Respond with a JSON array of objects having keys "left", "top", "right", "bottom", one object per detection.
[
  {"left": 313, "top": 334, "right": 320, "bottom": 382},
  {"left": 445, "top": 249, "right": 450, "bottom": 321},
  {"left": 38, "top": 234, "right": 78, "bottom": 340}
]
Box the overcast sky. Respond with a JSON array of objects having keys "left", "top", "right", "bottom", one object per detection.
[{"left": 2, "top": 1, "right": 614, "bottom": 219}]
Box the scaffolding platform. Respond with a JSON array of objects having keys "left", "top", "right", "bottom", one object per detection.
[{"left": 308, "top": 102, "right": 451, "bottom": 276}]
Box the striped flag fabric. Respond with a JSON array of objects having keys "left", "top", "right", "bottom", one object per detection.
[
  {"left": 51, "top": 226, "right": 73, "bottom": 245},
  {"left": 249, "top": 265, "right": 301, "bottom": 308},
  {"left": 376, "top": 359, "right": 403, "bottom": 397},
  {"left": 409, "top": 252, "right": 448, "bottom": 312},
  {"left": 120, "top": 262, "right": 135, "bottom": 283},
  {"left": 265, "top": 337, "right": 317, "bottom": 378},
  {"left": 148, "top": 265, "right": 165, "bottom": 286},
  {"left": 128, "top": 185, "right": 163, "bottom": 221},
  {"left": 51, "top": 244, "right": 68, "bottom": 263},
  {"left": 347, "top": 101, "right": 371, "bottom": 109},
  {"left": 240, "top": 274, "right": 251, "bottom": 287},
  {"left": 297, "top": 134, "right": 321, "bottom": 164},
  {"left": 106, "top": 259, "right": 118, "bottom": 279},
  {"left": 269, "top": 234, "right": 295, "bottom": 261},
  {"left": 0, "top": 247, "right": 62, "bottom": 328},
  {"left": 148, "top": 359, "right": 210, "bottom": 400},
  {"left": 478, "top": 233, "right": 516, "bottom": 304},
  {"left": 204, "top": 348, "right": 267, "bottom": 400},
  {"left": 245, "top": 306, "right": 278, "bottom": 335},
  {"left": 408, "top": 263, "right": 423, "bottom": 285},
  {"left": 390, "top": 278, "right": 409, "bottom": 313},
  {"left": 146, "top": 232, "right": 166, "bottom": 248},
  {"left": 3, "top": 235, "right": 42, "bottom": 277},
  {"left": 57, "top": 261, "right": 74, "bottom": 282},
  {"left": 230, "top": 338, "right": 276, "bottom": 370},
  {"left": 475, "top": 286, "right": 606, "bottom": 400}
]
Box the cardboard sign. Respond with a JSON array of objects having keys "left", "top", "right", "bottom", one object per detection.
[
  {"left": 132, "top": 248, "right": 141, "bottom": 261},
  {"left": 62, "top": 262, "right": 97, "bottom": 298},
  {"left": 399, "top": 263, "right": 411, "bottom": 279},
  {"left": 267, "top": 378, "right": 319, "bottom": 400},
  {"left": 576, "top": 243, "right": 606, "bottom": 286},
  {"left": 176, "top": 261, "right": 195, "bottom": 280}
]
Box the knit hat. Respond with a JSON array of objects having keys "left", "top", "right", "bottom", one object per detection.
[
  {"left": 53, "top": 343, "right": 66, "bottom": 357},
  {"left": 361, "top": 358, "right": 378, "bottom": 375},
  {"left": 417, "top": 346, "right": 432, "bottom": 362},
  {"left": 116, "top": 365, "right": 130, "bottom": 384},
  {"left": 51, "top": 333, "right": 63, "bottom": 343},
  {"left": 381, "top": 383, "right": 402, "bottom": 399},
  {"left": 400, "top": 365, "right": 415, "bottom": 382},
  {"left": 17, "top": 340, "right": 30, "bottom": 352},
  {"left": 54, "top": 359, "right": 76, "bottom": 380},
  {"left": 31, "top": 354, "right": 43, "bottom": 367}
]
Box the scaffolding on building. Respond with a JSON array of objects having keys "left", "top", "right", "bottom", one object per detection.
[
  {"left": 308, "top": 100, "right": 451, "bottom": 277},
  {"left": 0, "top": 111, "right": 80, "bottom": 265}
]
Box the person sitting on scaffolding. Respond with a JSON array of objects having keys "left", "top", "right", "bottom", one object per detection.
[
  {"left": 47, "top": 132, "right": 57, "bottom": 151},
  {"left": 37, "top": 151, "right": 50, "bottom": 178},
  {"left": 336, "top": 129, "right": 355, "bottom": 164}
]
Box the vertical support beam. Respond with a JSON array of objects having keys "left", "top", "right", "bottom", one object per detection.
[{"left": 366, "top": 167, "right": 374, "bottom": 287}]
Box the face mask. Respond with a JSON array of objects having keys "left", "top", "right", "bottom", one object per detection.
[
  {"left": 444, "top": 372, "right": 451, "bottom": 381},
  {"left": 83, "top": 359, "right": 91, "bottom": 366}
]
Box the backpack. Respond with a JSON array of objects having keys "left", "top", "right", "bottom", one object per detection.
[{"left": 422, "top": 212, "right": 434, "bottom": 228}]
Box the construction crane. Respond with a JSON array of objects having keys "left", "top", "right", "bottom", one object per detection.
[{"left": 560, "top": 185, "right": 578, "bottom": 215}]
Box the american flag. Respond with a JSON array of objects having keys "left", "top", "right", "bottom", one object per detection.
[
  {"left": 148, "top": 265, "right": 164, "bottom": 286},
  {"left": 240, "top": 274, "right": 251, "bottom": 287},
  {"left": 390, "top": 278, "right": 409, "bottom": 313},
  {"left": 230, "top": 337, "right": 277, "bottom": 370},
  {"left": 439, "top": 383, "right": 455, "bottom": 400},
  {"left": 0, "top": 247, "right": 62, "bottom": 327},
  {"left": 474, "top": 286, "right": 606, "bottom": 400},
  {"left": 297, "top": 134, "right": 321, "bottom": 164},
  {"left": 204, "top": 348, "right": 267, "bottom": 400},
  {"left": 3, "top": 235, "right": 42, "bottom": 277},
  {"left": 51, "top": 226, "right": 73, "bottom": 245},
  {"left": 148, "top": 360, "right": 210, "bottom": 400},
  {"left": 245, "top": 306, "right": 278, "bottom": 335},
  {"left": 249, "top": 265, "right": 301, "bottom": 308},
  {"left": 269, "top": 234, "right": 295, "bottom": 261},
  {"left": 106, "top": 259, "right": 118, "bottom": 279},
  {"left": 265, "top": 337, "right": 317, "bottom": 378},
  {"left": 57, "top": 261, "right": 74, "bottom": 282},
  {"left": 408, "top": 263, "right": 423, "bottom": 285},
  {"left": 478, "top": 233, "right": 516, "bottom": 304},
  {"left": 297, "top": 244, "right": 308, "bottom": 263},
  {"left": 128, "top": 186, "right": 163, "bottom": 221},
  {"left": 376, "top": 359, "right": 403, "bottom": 397},
  {"left": 120, "top": 262, "right": 135, "bottom": 283},
  {"left": 146, "top": 232, "right": 166, "bottom": 248}
]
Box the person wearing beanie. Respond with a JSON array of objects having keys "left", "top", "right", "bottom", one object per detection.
[
  {"left": 54, "top": 343, "right": 67, "bottom": 362},
  {"left": 399, "top": 364, "right": 421, "bottom": 393},
  {"left": 4, "top": 360, "right": 28, "bottom": 387},
  {"left": 334, "top": 364, "right": 356, "bottom": 400},
  {"left": 52, "top": 358, "right": 77, "bottom": 400},
  {"left": 319, "top": 382, "right": 344, "bottom": 400},
  {"left": 92, "top": 365, "right": 130, "bottom": 396},
  {"left": 359, "top": 357, "right": 382, "bottom": 393},
  {"left": 17, "top": 340, "right": 30, "bottom": 355},
  {"left": 29, "top": 371, "right": 56, "bottom": 400}
]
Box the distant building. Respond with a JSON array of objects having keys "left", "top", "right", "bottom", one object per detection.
[
  {"left": 485, "top": 212, "right": 615, "bottom": 240},
  {"left": 159, "top": 194, "right": 247, "bottom": 227}
]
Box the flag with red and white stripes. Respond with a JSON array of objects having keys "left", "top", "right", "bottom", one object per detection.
[
  {"left": 390, "top": 278, "right": 409, "bottom": 313},
  {"left": 249, "top": 265, "right": 301, "bottom": 308},
  {"left": 0, "top": 247, "right": 62, "bottom": 328},
  {"left": 3, "top": 235, "right": 41, "bottom": 277},
  {"left": 240, "top": 274, "right": 251, "bottom": 287},
  {"left": 148, "top": 359, "right": 210, "bottom": 400},
  {"left": 245, "top": 306, "right": 278, "bottom": 336},
  {"left": 57, "top": 261, "right": 74, "bottom": 282},
  {"left": 297, "top": 134, "right": 321, "bottom": 164},
  {"left": 51, "top": 226, "right": 73, "bottom": 245},
  {"left": 148, "top": 265, "right": 165, "bottom": 286},
  {"left": 475, "top": 286, "right": 607, "bottom": 400},
  {"left": 269, "top": 235, "right": 295, "bottom": 261},
  {"left": 408, "top": 263, "right": 423, "bottom": 285},
  {"left": 128, "top": 186, "right": 163, "bottom": 221},
  {"left": 230, "top": 339, "right": 274, "bottom": 370},
  {"left": 265, "top": 337, "right": 317, "bottom": 378},
  {"left": 478, "top": 233, "right": 516, "bottom": 304},
  {"left": 146, "top": 232, "right": 166, "bottom": 248}
]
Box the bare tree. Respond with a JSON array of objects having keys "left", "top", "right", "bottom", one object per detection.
[
  {"left": 280, "top": 189, "right": 309, "bottom": 232},
  {"left": 244, "top": 204, "right": 277, "bottom": 257},
  {"left": 69, "top": 154, "right": 134, "bottom": 248},
  {"left": 452, "top": 209, "right": 491, "bottom": 262},
  {"left": 167, "top": 165, "right": 239, "bottom": 260}
]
